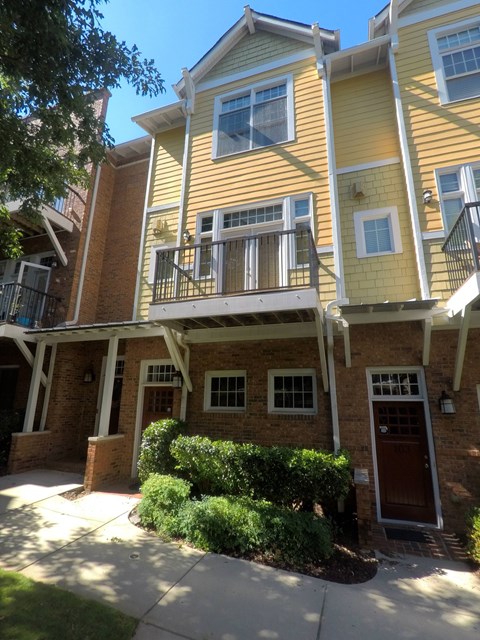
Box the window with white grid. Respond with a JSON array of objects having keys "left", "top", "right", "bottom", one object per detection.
[
  {"left": 213, "top": 75, "right": 294, "bottom": 158},
  {"left": 436, "top": 163, "right": 480, "bottom": 231},
  {"left": 429, "top": 20, "right": 480, "bottom": 104},
  {"left": 204, "top": 371, "right": 246, "bottom": 411},
  {"left": 146, "top": 363, "right": 175, "bottom": 383},
  {"left": 268, "top": 369, "right": 317, "bottom": 414}
]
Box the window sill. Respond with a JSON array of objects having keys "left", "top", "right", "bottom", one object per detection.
[{"left": 212, "top": 137, "right": 296, "bottom": 162}]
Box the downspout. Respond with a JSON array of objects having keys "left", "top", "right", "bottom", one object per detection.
[
  {"left": 388, "top": 47, "right": 430, "bottom": 299},
  {"left": 68, "top": 164, "right": 102, "bottom": 324},
  {"left": 322, "top": 60, "right": 346, "bottom": 299},
  {"left": 176, "top": 111, "right": 192, "bottom": 247},
  {"left": 132, "top": 137, "right": 156, "bottom": 320},
  {"left": 325, "top": 298, "right": 349, "bottom": 454}
]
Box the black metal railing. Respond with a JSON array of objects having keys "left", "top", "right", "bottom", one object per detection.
[
  {"left": 0, "top": 283, "right": 62, "bottom": 328},
  {"left": 153, "top": 227, "right": 319, "bottom": 303},
  {"left": 441, "top": 203, "right": 480, "bottom": 293}
]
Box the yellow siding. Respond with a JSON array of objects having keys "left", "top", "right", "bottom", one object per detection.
[
  {"left": 403, "top": 0, "right": 453, "bottom": 16},
  {"left": 203, "top": 31, "right": 312, "bottom": 83},
  {"left": 339, "top": 163, "right": 420, "bottom": 304},
  {"left": 150, "top": 128, "right": 185, "bottom": 208},
  {"left": 395, "top": 6, "right": 480, "bottom": 233},
  {"left": 185, "top": 58, "right": 332, "bottom": 244},
  {"left": 318, "top": 252, "right": 336, "bottom": 307},
  {"left": 136, "top": 208, "right": 179, "bottom": 320},
  {"left": 332, "top": 70, "right": 401, "bottom": 168}
]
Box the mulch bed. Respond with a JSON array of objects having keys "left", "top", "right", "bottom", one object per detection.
[{"left": 128, "top": 506, "right": 378, "bottom": 584}]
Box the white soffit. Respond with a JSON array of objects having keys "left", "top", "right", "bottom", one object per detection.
[{"left": 132, "top": 101, "right": 187, "bottom": 136}]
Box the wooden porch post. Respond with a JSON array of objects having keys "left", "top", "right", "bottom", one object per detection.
[
  {"left": 97, "top": 336, "right": 119, "bottom": 437},
  {"left": 23, "top": 341, "right": 46, "bottom": 433}
]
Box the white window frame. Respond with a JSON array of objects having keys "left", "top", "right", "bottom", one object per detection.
[
  {"left": 212, "top": 74, "right": 295, "bottom": 159},
  {"left": 268, "top": 368, "right": 317, "bottom": 415},
  {"left": 354, "top": 207, "right": 402, "bottom": 258},
  {"left": 435, "top": 162, "right": 480, "bottom": 232},
  {"left": 204, "top": 370, "right": 247, "bottom": 412},
  {"left": 428, "top": 18, "right": 480, "bottom": 105}
]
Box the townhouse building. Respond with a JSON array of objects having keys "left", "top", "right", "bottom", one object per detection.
[{"left": 6, "top": 0, "right": 480, "bottom": 543}]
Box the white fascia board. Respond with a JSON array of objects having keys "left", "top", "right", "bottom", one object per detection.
[
  {"left": 398, "top": 0, "right": 480, "bottom": 29},
  {"left": 0, "top": 323, "right": 36, "bottom": 342},
  {"left": 148, "top": 288, "right": 320, "bottom": 323},
  {"left": 185, "top": 322, "right": 317, "bottom": 344},
  {"left": 340, "top": 309, "right": 444, "bottom": 326},
  {"left": 35, "top": 324, "right": 166, "bottom": 345},
  {"left": 447, "top": 271, "right": 480, "bottom": 317},
  {"left": 131, "top": 101, "right": 187, "bottom": 136}
]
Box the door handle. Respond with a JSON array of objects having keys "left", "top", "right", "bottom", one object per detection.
[{"left": 425, "top": 463, "right": 430, "bottom": 469}]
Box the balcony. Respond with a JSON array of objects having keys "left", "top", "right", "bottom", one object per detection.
[
  {"left": 0, "top": 283, "right": 63, "bottom": 329},
  {"left": 441, "top": 203, "right": 480, "bottom": 314},
  {"left": 150, "top": 227, "right": 321, "bottom": 330},
  {"left": 6, "top": 186, "right": 85, "bottom": 235}
]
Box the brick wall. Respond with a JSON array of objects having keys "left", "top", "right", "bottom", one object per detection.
[
  {"left": 84, "top": 434, "right": 128, "bottom": 491},
  {"left": 95, "top": 159, "right": 149, "bottom": 323},
  {"left": 185, "top": 338, "right": 333, "bottom": 450},
  {"left": 8, "top": 431, "right": 52, "bottom": 473}
]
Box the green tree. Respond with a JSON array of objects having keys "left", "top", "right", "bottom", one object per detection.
[{"left": 0, "top": 0, "right": 164, "bottom": 256}]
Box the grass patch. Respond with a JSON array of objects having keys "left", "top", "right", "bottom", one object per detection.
[{"left": 0, "top": 568, "right": 137, "bottom": 640}]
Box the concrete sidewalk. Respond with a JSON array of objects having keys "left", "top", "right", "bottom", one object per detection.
[{"left": 0, "top": 470, "right": 478, "bottom": 640}]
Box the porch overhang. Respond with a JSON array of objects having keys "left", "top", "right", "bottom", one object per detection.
[
  {"left": 446, "top": 271, "right": 480, "bottom": 318},
  {"left": 0, "top": 323, "right": 37, "bottom": 342},
  {"left": 148, "top": 288, "right": 320, "bottom": 330}
]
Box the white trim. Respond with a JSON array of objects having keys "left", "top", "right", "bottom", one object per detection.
[
  {"left": 212, "top": 74, "right": 295, "bottom": 160},
  {"left": 196, "top": 49, "right": 315, "bottom": 94},
  {"left": 389, "top": 48, "right": 430, "bottom": 299},
  {"left": 317, "top": 244, "right": 334, "bottom": 255},
  {"left": 366, "top": 366, "right": 443, "bottom": 528},
  {"left": 42, "top": 217, "right": 68, "bottom": 266},
  {"left": 133, "top": 139, "right": 156, "bottom": 320},
  {"left": 428, "top": 17, "right": 480, "bottom": 106},
  {"left": 422, "top": 230, "right": 445, "bottom": 241},
  {"left": 146, "top": 202, "right": 180, "bottom": 214},
  {"left": 476, "top": 384, "right": 480, "bottom": 411},
  {"left": 336, "top": 157, "right": 401, "bottom": 175},
  {"left": 354, "top": 206, "right": 403, "bottom": 258},
  {"left": 147, "top": 243, "right": 174, "bottom": 285},
  {"left": 323, "top": 66, "right": 345, "bottom": 299},
  {"left": 204, "top": 370, "right": 247, "bottom": 412},
  {"left": 267, "top": 368, "right": 317, "bottom": 415},
  {"left": 398, "top": 0, "right": 480, "bottom": 29}
]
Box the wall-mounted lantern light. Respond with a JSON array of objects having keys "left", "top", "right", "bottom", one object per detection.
[
  {"left": 83, "top": 364, "right": 95, "bottom": 384},
  {"left": 423, "top": 189, "right": 433, "bottom": 205},
  {"left": 172, "top": 370, "right": 183, "bottom": 389},
  {"left": 439, "top": 390, "right": 455, "bottom": 414},
  {"left": 182, "top": 230, "right": 192, "bottom": 243}
]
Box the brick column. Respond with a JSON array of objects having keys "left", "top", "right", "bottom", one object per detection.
[
  {"left": 84, "top": 434, "right": 128, "bottom": 491},
  {"left": 7, "top": 431, "right": 52, "bottom": 474}
]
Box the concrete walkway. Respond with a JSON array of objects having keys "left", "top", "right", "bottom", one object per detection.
[{"left": 0, "top": 470, "right": 478, "bottom": 639}]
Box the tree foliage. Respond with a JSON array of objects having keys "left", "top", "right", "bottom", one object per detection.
[{"left": 0, "top": 0, "right": 164, "bottom": 256}]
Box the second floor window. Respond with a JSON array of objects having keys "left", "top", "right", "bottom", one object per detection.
[
  {"left": 213, "top": 76, "right": 294, "bottom": 158},
  {"left": 429, "top": 20, "right": 480, "bottom": 104}
]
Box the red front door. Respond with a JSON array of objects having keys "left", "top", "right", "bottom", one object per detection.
[{"left": 373, "top": 401, "right": 436, "bottom": 523}]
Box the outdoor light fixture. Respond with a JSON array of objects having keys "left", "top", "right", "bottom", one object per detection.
[
  {"left": 439, "top": 390, "right": 456, "bottom": 414},
  {"left": 182, "top": 230, "right": 192, "bottom": 243},
  {"left": 172, "top": 370, "right": 183, "bottom": 389},
  {"left": 83, "top": 364, "right": 95, "bottom": 384},
  {"left": 423, "top": 189, "right": 433, "bottom": 205}
]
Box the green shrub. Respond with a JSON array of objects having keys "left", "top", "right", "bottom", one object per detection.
[
  {"left": 170, "top": 435, "right": 351, "bottom": 508},
  {"left": 174, "top": 495, "right": 333, "bottom": 563},
  {"left": 137, "top": 418, "right": 187, "bottom": 483},
  {"left": 466, "top": 507, "right": 480, "bottom": 564},
  {"left": 0, "top": 410, "right": 23, "bottom": 467},
  {"left": 138, "top": 473, "right": 191, "bottom": 535}
]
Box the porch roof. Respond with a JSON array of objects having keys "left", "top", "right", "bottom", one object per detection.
[{"left": 26, "top": 319, "right": 164, "bottom": 343}]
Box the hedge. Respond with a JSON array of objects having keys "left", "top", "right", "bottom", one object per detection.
[
  {"left": 139, "top": 474, "right": 333, "bottom": 563},
  {"left": 170, "top": 435, "right": 351, "bottom": 508},
  {"left": 466, "top": 507, "right": 480, "bottom": 564},
  {"left": 137, "top": 418, "right": 187, "bottom": 483}
]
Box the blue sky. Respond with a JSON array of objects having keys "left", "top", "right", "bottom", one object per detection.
[{"left": 100, "top": 0, "right": 387, "bottom": 143}]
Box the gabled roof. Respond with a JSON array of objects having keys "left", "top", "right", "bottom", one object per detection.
[
  {"left": 174, "top": 6, "right": 339, "bottom": 99},
  {"left": 368, "top": 0, "right": 426, "bottom": 40}
]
